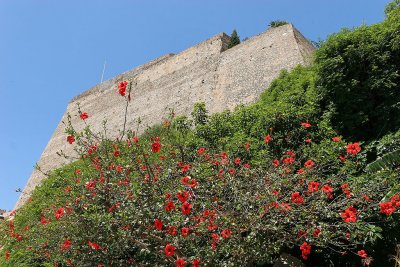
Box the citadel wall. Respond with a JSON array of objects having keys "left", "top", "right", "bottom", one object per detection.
[{"left": 16, "top": 24, "right": 314, "bottom": 209}]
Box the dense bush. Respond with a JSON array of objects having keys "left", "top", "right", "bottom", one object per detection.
[{"left": 315, "top": 7, "right": 400, "bottom": 142}]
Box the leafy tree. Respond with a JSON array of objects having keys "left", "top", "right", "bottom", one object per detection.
[
  {"left": 385, "top": 0, "right": 400, "bottom": 15},
  {"left": 315, "top": 8, "right": 400, "bottom": 142},
  {"left": 227, "top": 29, "right": 240, "bottom": 49}
]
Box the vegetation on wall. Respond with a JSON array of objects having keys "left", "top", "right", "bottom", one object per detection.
[
  {"left": 1, "top": 2, "right": 400, "bottom": 267},
  {"left": 227, "top": 29, "right": 241, "bottom": 49}
]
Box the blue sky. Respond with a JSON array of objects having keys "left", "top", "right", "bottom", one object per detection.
[{"left": 0, "top": 0, "right": 391, "bottom": 210}]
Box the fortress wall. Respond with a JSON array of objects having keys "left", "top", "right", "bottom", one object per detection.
[
  {"left": 16, "top": 25, "right": 314, "bottom": 209},
  {"left": 16, "top": 33, "right": 230, "bottom": 209},
  {"left": 212, "top": 24, "right": 312, "bottom": 113}
]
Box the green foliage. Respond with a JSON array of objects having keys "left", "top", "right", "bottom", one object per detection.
[
  {"left": 191, "top": 102, "right": 208, "bottom": 126},
  {"left": 268, "top": 20, "right": 288, "bottom": 28},
  {"left": 315, "top": 9, "right": 400, "bottom": 141},
  {"left": 227, "top": 29, "right": 240, "bottom": 49},
  {"left": 385, "top": 0, "right": 400, "bottom": 15}
]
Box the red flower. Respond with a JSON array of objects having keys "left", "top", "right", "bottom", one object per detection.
[
  {"left": 301, "top": 121, "right": 312, "bottom": 128},
  {"left": 346, "top": 142, "right": 361, "bottom": 155},
  {"left": 55, "top": 208, "right": 65, "bottom": 220},
  {"left": 181, "top": 176, "right": 189, "bottom": 185},
  {"left": 357, "top": 249, "right": 368, "bottom": 259},
  {"left": 189, "top": 179, "right": 198, "bottom": 189},
  {"left": 340, "top": 206, "right": 357, "bottom": 223},
  {"left": 164, "top": 244, "right": 175, "bottom": 257},
  {"left": 234, "top": 157, "right": 241, "bottom": 165},
  {"left": 5, "top": 250, "right": 10, "bottom": 260},
  {"left": 154, "top": 219, "right": 163, "bottom": 230},
  {"left": 167, "top": 226, "right": 177, "bottom": 236},
  {"left": 264, "top": 134, "right": 272, "bottom": 144},
  {"left": 67, "top": 135, "right": 75, "bottom": 144},
  {"left": 152, "top": 141, "right": 161, "bottom": 153},
  {"left": 299, "top": 242, "right": 311, "bottom": 260},
  {"left": 308, "top": 181, "right": 320, "bottom": 193},
  {"left": 177, "top": 191, "right": 189, "bottom": 202},
  {"left": 41, "top": 216, "right": 50, "bottom": 225},
  {"left": 313, "top": 228, "right": 321, "bottom": 237},
  {"left": 80, "top": 112, "right": 88, "bottom": 120},
  {"left": 62, "top": 239, "right": 72, "bottom": 250},
  {"left": 322, "top": 184, "right": 333, "bottom": 198},
  {"left": 304, "top": 160, "right": 315, "bottom": 168},
  {"left": 85, "top": 180, "right": 95, "bottom": 190},
  {"left": 88, "top": 241, "right": 100, "bottom": 250},
  {"left": 165, "top": 201, "right": 175, "bottom": 212},
  {"left": 197, "top": 147, "right": 206, "bottom": 155},
  {"left": 291, "top": 192, "right": 304, "bottom": 204},
  {"left": 181, "top": 227, "right": 189, "bottom": 237},
  {"left": 391, "top": 195, "right": 400, "bottom": 207},
  {"left": 118, "top": 81, "right": 128, "bottom": 96},
  {"left": 341, "top": 183, "right": 352, "bottom": 198},
  {"left": 379, "top": 201, "right": 396, "bottom": 216},
  {"left": 283, "top": 157, "right": 295, "bottom": 165},
  {"left": 181, "top": 202, "right": 192, "bottom": 215},
  {"left": 176, "top": 257, "right": 186, "bottom": 267},
  {"left": 221, "top": 229, "right": 232, "bottom": 239},
  {"left": 332, "top": 136, "right": 341, "bottom": 142},
  {"left": 192, "top": 258, "right": 201, "bottom": 267}
]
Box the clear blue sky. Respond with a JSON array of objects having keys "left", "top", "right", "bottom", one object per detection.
[{"left": 0, "top": 0, "right": 390, "bottom": 210}]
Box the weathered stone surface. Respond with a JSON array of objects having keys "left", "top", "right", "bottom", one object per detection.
[{"left": 16, "top": 24, "right": 314, "bottom": 209}]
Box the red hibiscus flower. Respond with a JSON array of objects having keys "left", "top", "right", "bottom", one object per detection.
[
  {"left": 88, "top": 241, "right": 100, "bottom": 250},
  {"left": 308, "top": 181, "right": 320, "bottom": 193},
  {"left": 80, "top": 112, "right": 88, "bottom": 120},
  {"left": 322, "top": 184, "right": 333, "bottom": 198},
  {"left": 5, "top": 250, "right": 10, "bottom": 260},
  {"left": 283, "top": 157, "right": 295, "bottom": 165},
  {"left": 177, "top": 191, "right": 189, "bottom": 202},
  {"left": 55, "top": 208, "right": 65, "bottom": 220},
  {"left": 165, "top": 201, "right": 175, "bottom": 212},
  {"left": 189, "top": 179, "right": 198, "bottom": 189},
  {"left": 346, "top": 142, "right": 361, "bottom": 155},
  {"left": 167, "top": 226, "right": 177, "bottom": 236},
  {"left": 197, "top": 147, "right": 206, "bottom": 155},
  {"left": 234, "top": 157, "right": 241, "bottom": 165},
  {"left": 176, "top": 257, "right": 186, "bottom": 267},
  {"left": 264, "top": 134, "right": 272, "bottom": 144},
  {"left": 301, "top": 121, "right": 312, "bottom": 128},
  {"left": 192, "top": 258, "right": 201, "bottom": 267},
  {"left": 181, "top": 227, "right": 189, "bottom": 237},
  {"left": 152, "top": 141, "right": 161, "bottom": 153},
  {"left": 164, "top": 244, "right": 175, "bottom": 257},
  {"left": 300, "top": 242, "right": 311, "bottom": 260},
  {"left": 221, "top": 229, "right": 232, "bottom": 239},
  {"left": 379, "top": 201, "right": 396, "bottom": 215},
  {"left": 40, "top": 216, "right": 50, "bottom": 225},
  {"left": 291, "top": 192, "right": 304, "bottom": 204},
  {"left": 357, "top": 249, "right": 368, "bottom": 259},
  {"left": 118, "top": 81, "right": 128, "bottom": 96},
  {"left": 340, "top": 206, "right": 357, "bottom": 223},
  {"left": 67, "top": 135, "right": 75, "bottom": 144},
  {"left": 313, "top": 228, "right": 321, "bottom": 237},
  {"left": 154, "top": 219, "right": 163, "bottom": 230},
  {"left": 181, "top": 202, "right": 192, "bottom": 215},
  {"left": 62, "top": 239, "right": 72, "bottom": 250},
  {"left": 332, "top": 136, "right": 341, "bottom": 142},
  {"left": 304, "top": 160, "right": 315, "bottom": 168}
]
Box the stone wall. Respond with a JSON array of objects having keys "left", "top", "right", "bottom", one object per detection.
[{"left": 16, "top": 24, "right": 314, "bottom": 209}]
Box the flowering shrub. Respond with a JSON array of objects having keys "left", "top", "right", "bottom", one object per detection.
[{"left": 0, "top": 76, "right": 399, "bottom": 267}]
